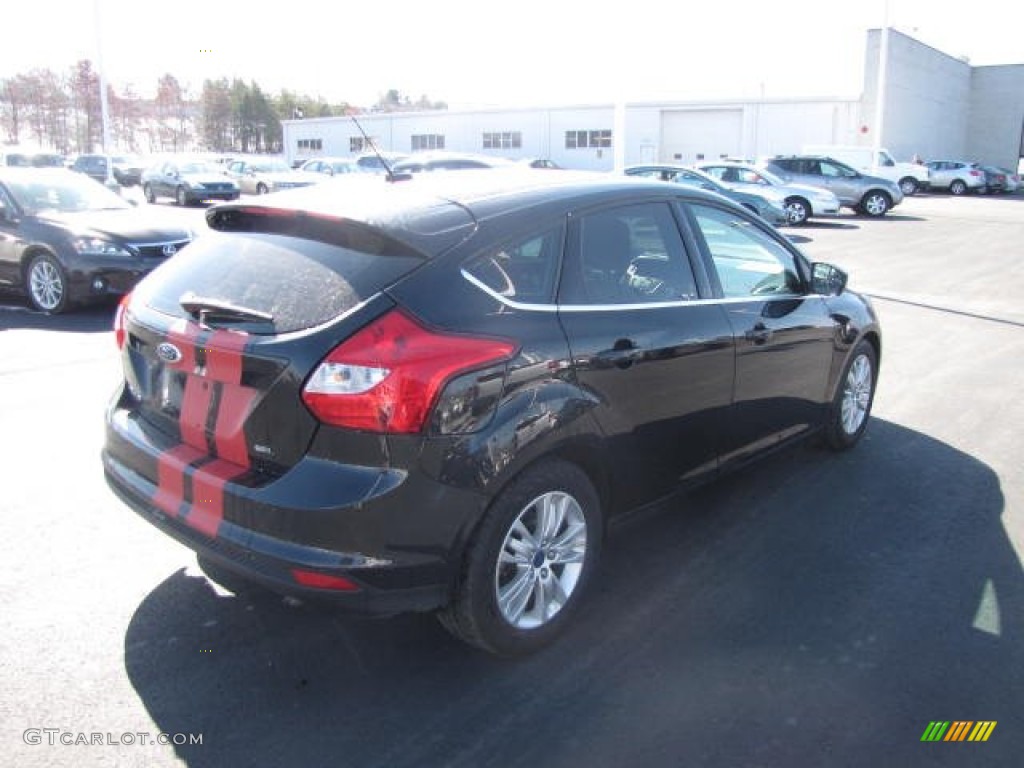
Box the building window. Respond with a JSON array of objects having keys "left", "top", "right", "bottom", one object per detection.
[
  {"left": 297, "top": 138, "right": 323, "bottom": 151},
  {"left": 350, "top": 136, "right": 380, "bottom": 153},
  {"left": 565, "top": 129, "right": 612, "bottom": 149},
  {"left": 411, "top": 134, "right": 445, "bottom": 151},
  {"left": 482, "top": 131, "right": 522, "bottom": 150}
]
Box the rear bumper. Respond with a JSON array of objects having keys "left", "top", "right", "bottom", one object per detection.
[
  {"left": 102, "top": 395, "right": 483, "bottom": 615},
  {"left": 103, "top": 465, "right": 446, "bottom": 615}
]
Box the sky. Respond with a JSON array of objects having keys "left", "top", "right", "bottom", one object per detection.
[{"left": 4, "top": 1, "right": 1022, "bottom": 110}]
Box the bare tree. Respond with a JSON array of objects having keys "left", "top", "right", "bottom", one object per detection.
[{"left": 69, "top": 60, "right": 102, "bottom": 152}]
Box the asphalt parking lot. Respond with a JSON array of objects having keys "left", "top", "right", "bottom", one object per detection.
[{"left": 1, "top": 192, "right": 1022, "bottom": 767}]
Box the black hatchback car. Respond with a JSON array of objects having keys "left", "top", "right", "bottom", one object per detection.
[
  {"left": 0, "top": 169, "right": 193, "bottom": 313},
  {"left": 102, "top": 170, "right": 880, "bottom": 655}
]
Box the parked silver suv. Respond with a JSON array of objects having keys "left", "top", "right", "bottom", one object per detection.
[
  {"left": 922, "top": 160, "right": 988, "bottom": 195},
  {"left": 760, "top": 155, "right": 904, "bottom": 217}
]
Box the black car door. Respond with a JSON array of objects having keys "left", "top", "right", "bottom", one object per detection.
[
  {"left": 683, "top": 202, "right": 837, "bottom": 467},
  {"left": 161, "top": 163, "right": 181, "bottom": 197},
  {"left": 0, "top": 184, "right": 24, "bottom": 286},
  {"left": 557, "top": 200, "right": 736, "bottom": 511}
]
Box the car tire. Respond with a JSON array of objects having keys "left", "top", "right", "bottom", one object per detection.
[
  {"left": 949, "top": 179, "right": 967, "bottom": 196},
  {"left": 784, "top": 197, "right": 811, "bottom": 225},
  {"left": 25, "top": 252, "right": 70, "bottom": 315},
  {"left": 824, "top": 339, "right": 877, "bottom": 451},
  {"left": 860, "top": 191, "right": 891, "bottom": 217},
  {"left": 176, "top": 186, "right": 189, "bottom": 206},
  {"left": 256, "top": 183, "right": 269, "bottom": 194},
  {"left": 438, "top": 459, "right": 602, "bottom": 656},
  {"left": 144, "top": 184, "right": 156, "bottom": 204},
  {"left": 898, "top": 177, "right": 918, "bottom": 196}
]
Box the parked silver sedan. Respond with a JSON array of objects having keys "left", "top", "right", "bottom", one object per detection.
[
  {"left": 298, "top": 157, "right": 365, "bottom": 178},
  {"left": 695, "top": 160, "right": 841, "bottom": 225},
  {"left": 224, "top": 158, "right": 318, "bottom": 195}
]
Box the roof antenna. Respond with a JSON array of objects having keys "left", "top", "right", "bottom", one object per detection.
[{"left": 351, "top": 114, "right": 408, "bottom": 182}]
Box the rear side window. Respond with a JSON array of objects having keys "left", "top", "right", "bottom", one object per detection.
[
  {"left": 463, "top": 226, "right": 563, "bottom": 303},
  {"left": 135, "top": 231, "right": 424, "bottom": 334}
]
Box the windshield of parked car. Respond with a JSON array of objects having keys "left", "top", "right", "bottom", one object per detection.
[
  {"left": 179, "top": 162, "right": 221, "bottom": 175},
  {"left": 253, "top": 161, "right": 292, "bottom": 173},
  {"left": 746, "top": 167, "right": 787, "bottom": 186},
  {"left": 4, "top": 171, "right": 131, "bottom": 214}
]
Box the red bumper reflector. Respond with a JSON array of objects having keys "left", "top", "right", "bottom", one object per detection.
[{"left": 291, "top": 569, "right": 360, "bottom": 592}]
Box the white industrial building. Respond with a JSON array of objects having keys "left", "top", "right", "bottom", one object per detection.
[{"left": 283, "top": 28, "right": 1024, "bottom": 171}]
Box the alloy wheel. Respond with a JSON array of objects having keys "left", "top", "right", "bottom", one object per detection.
[
  {"left": 494, "top": 490, "right": 587, "bottom": 630},
  {"left": 29, "top": 259, "right": 65, "bottom": 312},
  {"left": 841, "top": 354, "right": 873, "bottom": 435}
]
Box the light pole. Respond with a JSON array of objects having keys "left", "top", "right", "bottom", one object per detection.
[{"left": 872, "top": 0, "right": 891, "bottom": 156}]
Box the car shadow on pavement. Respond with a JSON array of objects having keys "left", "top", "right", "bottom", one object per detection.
[
  {"left": 866, "top": 214, "right": 927, "bottom": 222},
  {"left": 123, "top": 419, "right": 1022, "bottom": 768},
  {"left": 0, "top": 298, "right": 116, "bottom": 333},
  {"left": 795, "top": 220, "right": 860, "bottom": 230}
]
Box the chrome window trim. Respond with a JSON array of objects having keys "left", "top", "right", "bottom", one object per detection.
[{"left": 460, "top": 268, "right": 815, "bottom": 313}]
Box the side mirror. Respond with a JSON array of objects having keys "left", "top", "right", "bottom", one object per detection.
[{"left": 811, "top": 262, "right": 848, "bottom": 296}]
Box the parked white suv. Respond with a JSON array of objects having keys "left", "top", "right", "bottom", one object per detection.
[{"left": 802, "top": 145, "right": 930, "bottom": 196}]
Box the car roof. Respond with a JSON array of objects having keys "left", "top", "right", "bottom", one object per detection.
[
  {"left": 393, "top": 151, "right": 513, "bottom": 167},
  {"left": 205, "top": 169, "right": 731, "bottom": 254}
]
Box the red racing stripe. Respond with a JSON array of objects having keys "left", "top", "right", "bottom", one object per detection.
[
  {"left": 187, "top": 459, "right": 246, "bottom": 538},
  {"left": 151, "top": 323, "right": 252, "bottom": 539},
  {"left": 153, "top": 444, "right": 206, "bottom": 518},
  {"left": 215, "top": 386, "right": 258, "bottom": 466},
  {"left": 167, "top": 319, "right": 209, "bottom": 449},
  {"left": 204, "top": 329, "right": 247, "bottom": 384},
  {"left": 205, "top": 329, "right": 254, "bottom": 468}
]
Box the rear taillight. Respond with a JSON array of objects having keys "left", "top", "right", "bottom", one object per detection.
[
  {"left": 970, "top": 169, "right": 983, "bottom": 177},
  {"left": 302, "top": 308, "right": 516, "bottom": 434},
  {"left": 114, "top": 293, "right": 131, "bottom": 350}
]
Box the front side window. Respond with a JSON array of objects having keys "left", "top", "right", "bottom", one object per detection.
[
  {"left": 562, "top": 202, "right": 698, "bottom": 305},
  {"left": 690, "top": 204, "right": 804, "bottom": 299},
  {"left": 820, "top": 160, "right": 855, "bottom": 178}
]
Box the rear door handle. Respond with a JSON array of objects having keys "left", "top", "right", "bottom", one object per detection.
[
  {"left": 596, "top": 338, "right": 641, "bottom": 369},
  {"left": 744, "top": 323, "right": 773, "bottom": 345}
]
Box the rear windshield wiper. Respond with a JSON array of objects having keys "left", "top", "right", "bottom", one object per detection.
[{"left": 180, "top": 293, "right": 275, "bottom": 329}]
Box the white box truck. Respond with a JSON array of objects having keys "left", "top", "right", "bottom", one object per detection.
[{"left": 802, "top": 145, "right": 930, "bottom": 195}]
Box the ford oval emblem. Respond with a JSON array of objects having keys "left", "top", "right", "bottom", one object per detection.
[
  {"left": 156, "top": 342, "right": 182, "bottom": 364},
  {"left": 162, "top": 244, "right": 178, "bottom": 257}
]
